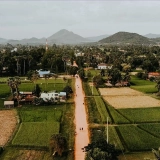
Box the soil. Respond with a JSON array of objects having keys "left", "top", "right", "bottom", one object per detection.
[{"left": 0, "top": 109, "right": 17, "bottom": 146}]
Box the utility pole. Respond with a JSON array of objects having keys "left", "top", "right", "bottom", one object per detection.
[{"left": 107, "top": 117, "right": 108, "bottom": 143}]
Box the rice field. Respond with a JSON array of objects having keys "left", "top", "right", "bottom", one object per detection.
[
  {"left": 99, "top": 88, "right": 160, "bottom": 109},
  {"left": 12, "top": 122, "right": 60, "bottom": 147}
]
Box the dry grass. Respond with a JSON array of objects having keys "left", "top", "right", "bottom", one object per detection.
[
  {"left": 99, "top": 88, "right": 160, "bottom": 109},
  {"left": 0, "top": 110, "right": 17, "bottom": 146},
  {"left": 99, "top": 88, "right": 143, "bottom": 96}
]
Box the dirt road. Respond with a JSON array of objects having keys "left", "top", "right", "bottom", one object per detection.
[{"left": 74, "top": 74, "right": 89, "bottom": 160}]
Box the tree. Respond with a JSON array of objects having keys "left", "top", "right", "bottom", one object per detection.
[
  {"left": 32, "top": 84, "right": 41, "bottom": 97},
  {"left": 49, "top": 134, "right": 67, "bottom": 157},
  {"left": 62, "top": 85, "right": 73, "bottom": 98},
  {"left": 93, "top": 75, "right": 105, "bottom": 87},
  {"left": 84, "top": 139, "right": 121, "bottom": 160},
  {"left": 156, "top": 80, "right": 160, "bottom": 96},
  {"left": 108, "top": 68, "right": 122, "bottom": 86},
  {"left": 78, "top": 68, "right": 85, "bottom": 80},
  {"left": 7, "top": 76, "right": 21, "bottom": 96}
]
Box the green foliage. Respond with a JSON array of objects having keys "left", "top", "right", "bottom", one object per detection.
[
  {"left": 50, "top": 134, "right": 67, "bottom": 156},
  {"left": 89, "top": 86, "right": 99, "bottom": 96},
  {"left": 83, "top": 82, "right": 92, "bottom": 96},
  {"left": 117, "top": 107, "right": 160, "bottom": 123},
  {"left": 12, "top": 122, "right": 60, "bottom": 147},
  {"left": 117, "top": 125, "right": 160, "bottom": 151},
  {"left": 94, "top": 97, "right": 111, "bottom": 123},
  {"left": 84, "top": 138, "right": 120, "bottom": 160},
  {"left": 85, "top": 97, "right": 102, "bottom": 123}
]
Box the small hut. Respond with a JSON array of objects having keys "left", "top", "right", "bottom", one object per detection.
[{"left": 4, "top": 101, "right": 14, "bottom": 108}]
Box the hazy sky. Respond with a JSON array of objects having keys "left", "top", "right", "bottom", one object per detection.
[{"left": 0, "top": 1, "right": 160, "bottom": 39}]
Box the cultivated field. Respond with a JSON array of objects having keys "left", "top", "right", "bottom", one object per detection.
[
  {"left": 0, "top": 110, "right": 17, "bottom": 146},
  {"left": 99, "top": 88, "right": 160, "bottom": 108}
]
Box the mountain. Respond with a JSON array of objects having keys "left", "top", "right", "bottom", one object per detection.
[
  {"left": 47, "top": 29, "right": 90, "bottom": 44},
  {"left": 86, "top": 34, "right": 110, "bottom": 42},
  {"left": 144, "top": 33, "right": 160, "bottom": 38},
  {"left": 99, "top": 32, "right": 154, "bottom": 44},
  {"left": 0, "top": 38, "right": 8, "bottom": 43}
]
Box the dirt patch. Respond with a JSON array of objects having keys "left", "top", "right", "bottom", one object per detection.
[
  {"left": 99, "top": 88, "right": 143, "bottom": 96},
  {"left": 99, "top": 87, "right": 160, "bottom": 109},
  {"left": 0, "top": 110, "right": 17, "bottom": 146},
  {"left": 104, "top": 95, "right": 160, "bottom": 108}
]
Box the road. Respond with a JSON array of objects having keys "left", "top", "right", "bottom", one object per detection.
[{"left": 74, "top": 74, "right": 89, "bottom": 160}]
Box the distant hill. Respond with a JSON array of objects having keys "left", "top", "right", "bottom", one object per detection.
[
  {"left": 99, "top": 32, "right": 154, "bottom": 44},
  {"left": 144, "top": 33, "right": 160, "bottom": 38},
  {"left": 0, "top": 38, "right": 8, "bottom": 43},
  {"left": 86, "top": 34, "right": 110, "bottom": 42},
  {"left": 47, "top": 29, "right": 90, "bottom": 44}
]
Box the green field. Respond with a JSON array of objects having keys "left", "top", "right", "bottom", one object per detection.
[
  {"left": 130, "top": 76, "right": 157, "bottom": 93},
  {"left": 117, "top": 125, "right": 160, "bottom": 151},
  {"left": 94, "top": 97, "right": 111, "bottom": 123},
  {"left": 107, "top": 105, "right": 130, "bottom": 124},
  {"left": 18, "top": 108, "right": 62, "bottom": 122},
  {"left": 12, "top": 122, "right": 60, "bottom": 147},
  {"left": 138, "top": 123, "right": 160, "bottom": 138},
  {"left": 85, "top": 97, "right": 102, "bottom": 123},
  {"left": 117, "top": 107, "right": 160, "bottom": 123}
]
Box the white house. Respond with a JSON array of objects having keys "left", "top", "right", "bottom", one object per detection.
[
  {"left": 97, "top": 63, "right": 107, "bottom": 69},
  {"left": 40, "top": 91, "right": 59, "bottom": 102}
]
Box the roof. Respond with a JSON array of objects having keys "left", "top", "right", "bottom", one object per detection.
[
  {"left": 97, "top": 63, "right": 107, "bottom": 66},
  {"left": 19, "top": 92, "right": 32, "bottom": 95},
  {"left": 59, "top": 92, "right": 66, "bottom": 96},
  {"left": 4, "top": 101, "right": 14, "bottom": 105},
  {"left": 148, "top": 72, "right": 160, "bottom": 76}
]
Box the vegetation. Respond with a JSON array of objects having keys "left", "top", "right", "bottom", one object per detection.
[
  {"left": 85, "top": 97, "right": 101, "bottom": 123},
  {"left": 116, "top": 125, "right": 160, "bottom": 151},
  {"left": 12, "top": 122, "right": 60, "bottom": 147},
  {"left": 117, "top": 107, "right": 160, "bottom": 123},
  {"left": 94, "top": 97, "right": 111, "bottom": 123},
  {"left": 130, "top": 76, "right": 157, "bottom": 93}
]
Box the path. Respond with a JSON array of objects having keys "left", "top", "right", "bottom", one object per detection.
[{"left": 74, "top": 74, "right": 89, "bottom": 160}]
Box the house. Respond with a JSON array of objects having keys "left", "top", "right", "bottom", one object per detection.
[
  {"left": 59, "top": 92, "right": 67, "bottom": 102},
  {"left": 97, "top": 63, "right": 113, "bottom": 70},
  {"left": 37, "top": 69, "right": 51, "bottom": 78},
  {"left": 19, "top": 92, "right": 35, "bottom": 104},
  {"left": 4, "top": 101, "right": 14, "bottom": 108},
  {"left": 40, "top": 91, "right": 59, "bottom": 102},
  {"left": 148, "top": 72, "right": 160, "bottom": 78},
  {"left": 97, "top": 63, "right": 107, "bottom": 69}
]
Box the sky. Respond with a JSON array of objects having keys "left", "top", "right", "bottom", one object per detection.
[{"left": 0, "top": 0, "right": 160, "bottom": 40}]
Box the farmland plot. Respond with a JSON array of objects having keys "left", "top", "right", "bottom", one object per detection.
[
  {"left": 12, "top": 122, "right": 60, "bottom": 147},
  {"left": 0, "top": 110, "right": 17, "bottom": 146},
  {"left": 99, "top": 88, "right": 160, "bottom": 109}
]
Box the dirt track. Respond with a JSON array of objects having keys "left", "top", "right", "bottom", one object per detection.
[
  {"left": 0, "top": 110, "right": 17, "bottom": 146},
  {"left": 74, "top": 74, "right": 89, "bottom": 160}
]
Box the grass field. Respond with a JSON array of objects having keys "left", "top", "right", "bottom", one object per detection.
[
  {"left": 94, "top": 97, "right": 111, "bottom": 123},
  {"left": 107, "top": 105, "right": 130, "bottom": 124},
  {"left": 118, "top": 107, "right": 160, "bottom": 123},
  {"left": 117, "top": 125, "right": 160, "bottom": 151},
  {"left": 138, "top": 123, "right": 160, "bottom": 138},
  {"left": 12, "top": 122, "right": 60, "bottom": 147},
  {"left": 130, "top": 76, "right": 157, "bottom": 93},
  {"left": 18, "top": 108, "right": 62, "bottom": 122}
]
